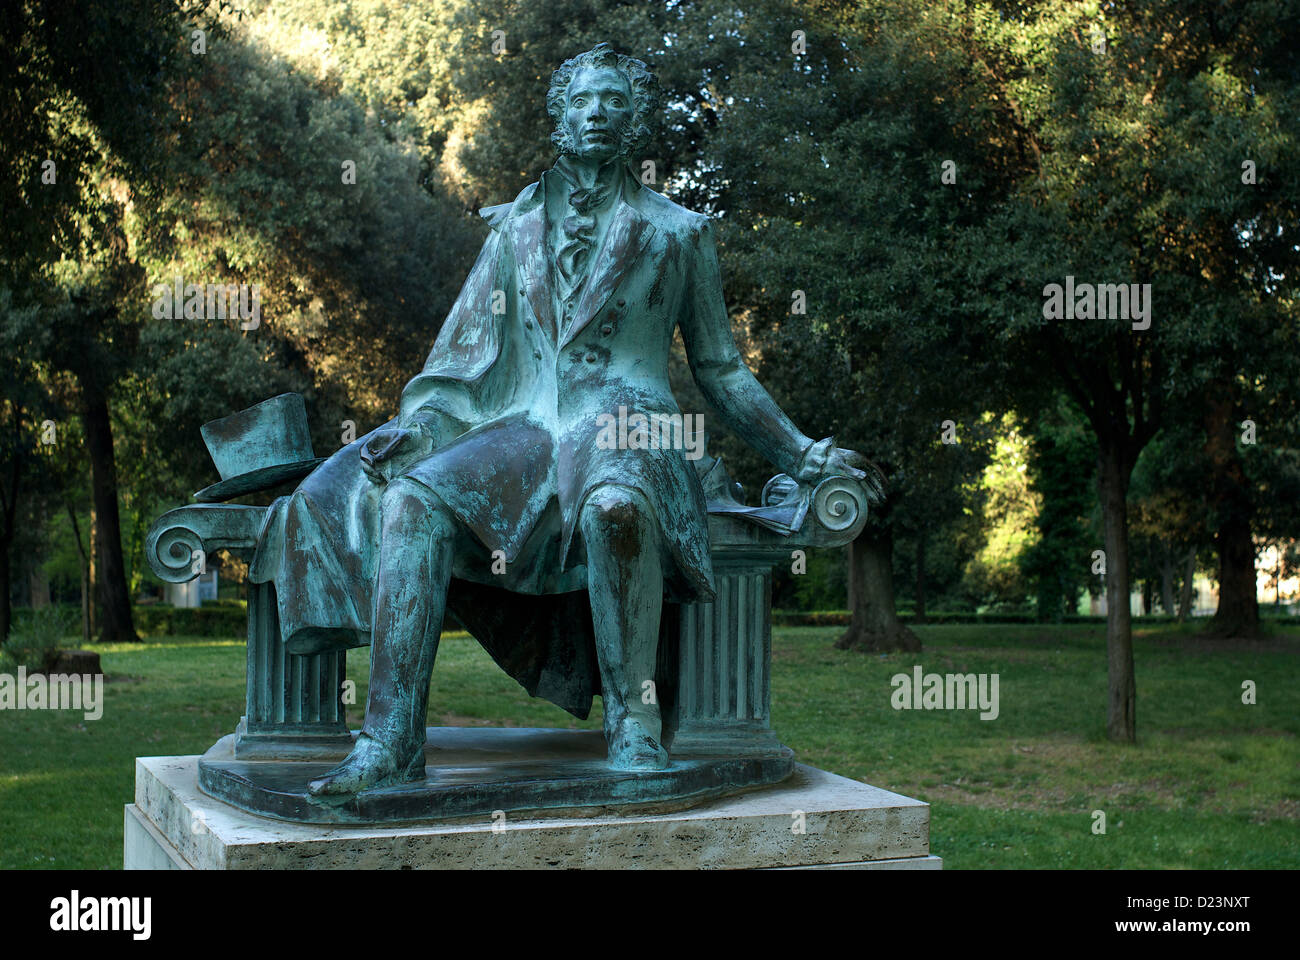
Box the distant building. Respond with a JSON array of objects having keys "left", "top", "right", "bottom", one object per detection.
[
  {"left": 164, "top": 568, "right": 218, "bottom": 608},
  {"left": 1081, "top": 540, "right": 1298, "bottom": 616}
]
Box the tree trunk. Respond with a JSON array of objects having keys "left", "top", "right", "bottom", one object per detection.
[
  {"left": 88, "top": 501, "right": 96, "bottom": 637},
  {"left": 67, "top": 503, "right": 91, "bottom": 645},
  {"left": 835, "top": 525, "right": 920, "bottom": 653},
  {"left": 1097, "top": 442, "right": 1136, "bottom": 743},
  {"left": 1210, "top": 509, "right": 1259, "bottom": 638},
  {"left": 1178, "top": 547, "right": 1196, "bottom": 622},
  {"left": 0, "top": 546, "right": 10, "bottom": 644},
  {"left": 0, "top": 428, "right": 18, "bottom": 643},
  {"left": 30, "top": 569, "right": 50, "bottom": 608},
  {"left": 80, "top": 380, "right": 138, "bottom": 643},
  {"left": 1203, "top": 380, "right": 1259, "bottom": 638},
  {"left": 914, "top": 536, "right": 927, "bottom": 624},
  {"left": 80, "top": 567, "right": 91, "bottom": 644},
  {"left": 1160, "top": 549, "right": 1176, "bottom": 617}
]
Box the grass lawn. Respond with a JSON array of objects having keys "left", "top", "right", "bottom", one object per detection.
[{"left": 0, "top": 622, "right": 1296, "bottom": 869}]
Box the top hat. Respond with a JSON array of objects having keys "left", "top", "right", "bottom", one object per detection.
[{"left": 194, "top": 393, "right": 325, "bottom": 503}]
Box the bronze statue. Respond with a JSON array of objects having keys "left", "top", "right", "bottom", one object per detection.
[{"left": 238, "top": 43, "right": 877, "bottom": 796}]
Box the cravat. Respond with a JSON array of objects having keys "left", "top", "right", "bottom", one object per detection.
[{"left": 558, "top": 183, "right": 608, "bottom": 293}]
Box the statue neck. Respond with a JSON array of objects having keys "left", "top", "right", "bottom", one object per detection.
[{"left": 554, "top": 153, "right": 623, "bottom": 192}]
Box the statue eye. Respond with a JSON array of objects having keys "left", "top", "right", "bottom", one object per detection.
[
  {"left": 572, "top": 97, "right": 587, "bottom": 108},
  {"left": 609, "top": 98, "right": 624, "bottom": 108}
]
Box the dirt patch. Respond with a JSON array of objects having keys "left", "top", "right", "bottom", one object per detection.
[{"left": 1249, "top": 798, "right": 1300, "bottom": 824}]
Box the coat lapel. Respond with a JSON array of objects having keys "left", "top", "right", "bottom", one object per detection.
[
  {"left": 507, "top": 190, "right": 559, "bottom": 344},
  {"left": 561, "top": 186, "right": 656, "bottom": 348}
]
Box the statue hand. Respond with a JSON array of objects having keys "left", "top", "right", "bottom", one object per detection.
[
  {"left": 795, "top": 437, "right": 887, "bottom": 504},
  {"left": 360, "top": 425, "right": 433, "bottom": 484}
]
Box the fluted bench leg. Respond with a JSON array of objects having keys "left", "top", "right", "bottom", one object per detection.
[
  {"left": 233, "top": 582, "right": 353, "bottom": 759},
  {"left": 670, "top": 558, "right": 785, "bottom": 757}
]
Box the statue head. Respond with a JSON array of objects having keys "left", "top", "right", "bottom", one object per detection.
[{"left": 547, "top": 42, "right": 659, "bottom": 162}]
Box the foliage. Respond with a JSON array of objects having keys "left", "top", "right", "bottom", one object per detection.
[
  {"left": 959, "top": 414, "right": 1041, "bottom": 609},
  {"left": 0, "top": 606, "right": 77, "bottom": 673},
  {"left": 131, "top": 603, "right": 248, "bottom": 638},
  {"left": 1020, "top": 397, "right": 1100, "bottom": 620}
]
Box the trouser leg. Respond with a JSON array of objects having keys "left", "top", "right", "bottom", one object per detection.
[
  {"left": 361, "top": 477, "right": 455, "bottom": 760},
  {"left": 579, "top": 483, "right": 665, "bottom": 754}
]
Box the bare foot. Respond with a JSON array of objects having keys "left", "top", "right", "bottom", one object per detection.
[
  {"left": 606, "top": 717, "right": 669, "bottom": 770},
  {"left": 307, "top": 735, "right": 424, "bottom": 796}
]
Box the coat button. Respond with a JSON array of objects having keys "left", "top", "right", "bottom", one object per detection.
[
  {"left": 600, "top": 324, "right": 614, "bottom": 336},
  {"left": 518, "top": 287, "right": 525, "bottom": 296},
  {"left": 616, "top": 299, "right": 626, "bottom": 307},
  {"left": 524, "top": 319, "right": 534, "bottom": 330},
  {"left": 585, "top": 352, "right": 598, "bottom": 363},
  {"left": 534, "top": 349, "right": 543, "bottom": 360}
]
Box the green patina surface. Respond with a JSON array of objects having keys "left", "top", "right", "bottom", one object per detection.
[{"left": 146, "top": 43, "right": 878, "bottom": 810}]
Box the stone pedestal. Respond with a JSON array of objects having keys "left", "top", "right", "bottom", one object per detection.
[
  {"left": 124, "top": 742, "right": 940, "bottom": 870},
  {"left": 197, "top": 727, "right": 796, "bottom": 825}
]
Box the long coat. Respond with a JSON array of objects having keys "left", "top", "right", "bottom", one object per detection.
[{"left": 248, "top": 162, "right": 812, "bottom": 719}]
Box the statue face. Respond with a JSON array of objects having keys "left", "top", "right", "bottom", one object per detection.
[{"left": 563, "top": 64, "right": 633, "bottom": 162}]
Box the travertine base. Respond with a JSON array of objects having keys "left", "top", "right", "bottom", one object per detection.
[{"left": 125, "top": 753, "right": 940, "bottom": 870}]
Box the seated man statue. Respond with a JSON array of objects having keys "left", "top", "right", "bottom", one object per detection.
[{"left": 247, "top": 42, "right": 874, "bottom": 796}]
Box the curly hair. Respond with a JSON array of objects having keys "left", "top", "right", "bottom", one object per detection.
[{"left": 547, "top": 42, "right": 659, "bottom": 159}]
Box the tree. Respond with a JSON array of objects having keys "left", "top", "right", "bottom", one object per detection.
[
  {"left": 126, "top": 7, "right": 481, "bottom": 475},
  {"left": 1, "top": 0, "right": 230, "bottom": 641},
  {"left": 953, "top": 1, "right": 1300, "bottom": 740},
  {"left": 0, "top": 294, "right": 49, "bottom": 640},
  {"left": 683, "top": 0, "right": 1024, "bottom": 650},
  {"left": 1021, "top": 397, "right": 1098, "bottom": 622},
  {"left": 4, "top": 2, "right": 485, "bottom": 643}
]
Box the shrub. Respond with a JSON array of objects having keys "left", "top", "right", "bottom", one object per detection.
[
  {"left": 1, "top": 607, "right": 77, "bottom": 673},
  {"left": 132, "top": 604, "right": 247, "bottom": 638}
]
